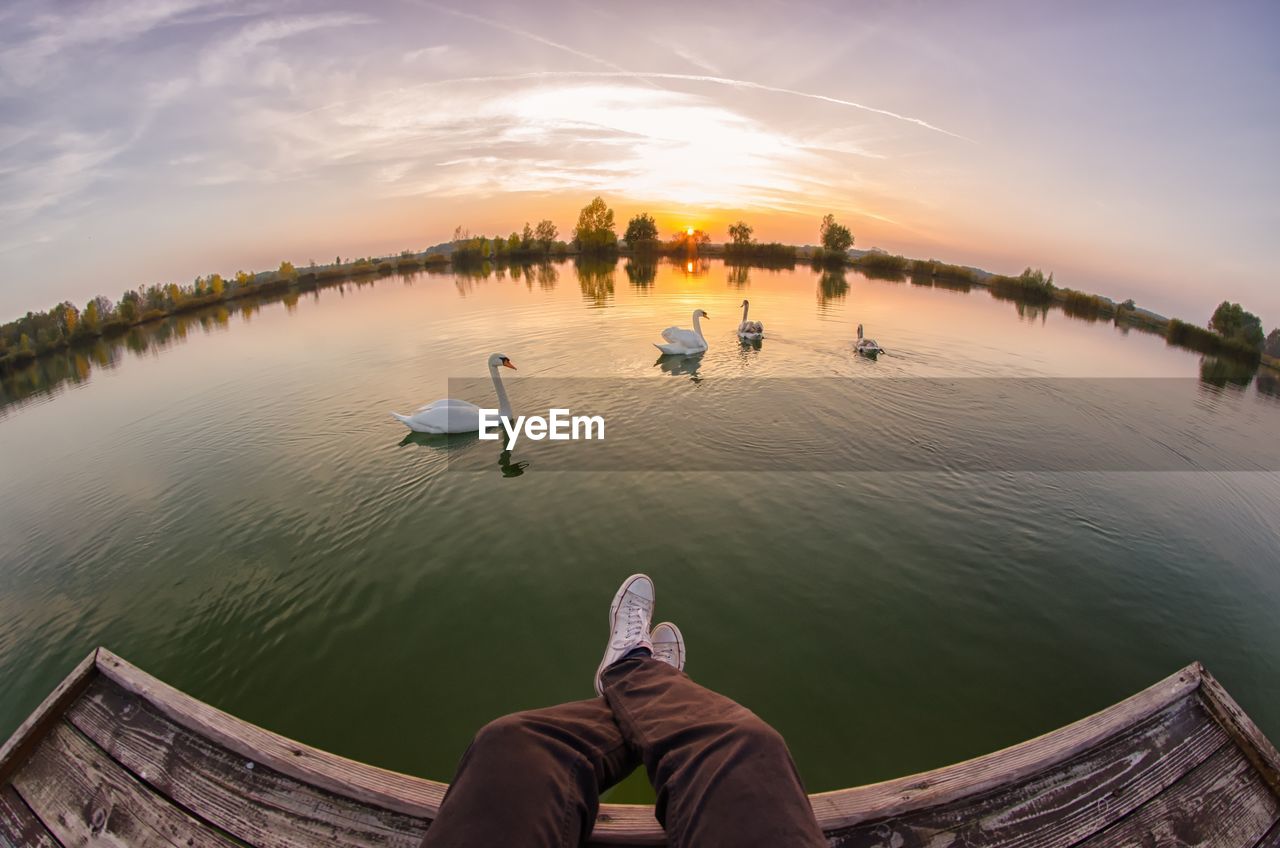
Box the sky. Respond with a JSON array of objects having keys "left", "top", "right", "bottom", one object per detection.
[{"left": 1, "top": 0, "right": 1277, "bottom": 325}]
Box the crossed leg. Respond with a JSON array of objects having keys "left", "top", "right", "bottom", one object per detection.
[{"left": 422, "top": 658, "right": 825, "bottom": 848}]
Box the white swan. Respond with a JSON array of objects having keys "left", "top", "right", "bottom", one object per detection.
[
  {"left": 855, "top": 324, "right": 884, "bottom": 355},
  {"left": 391, "top": 353, "right": 516, "bottom": 433},
  {"left": 655, "top": 309, "right": 709, "bottom": 355},
  {"left": 737, "top": 299, "right": 763, "bottom": 341}
]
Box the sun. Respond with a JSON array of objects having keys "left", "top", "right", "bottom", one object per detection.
[{"left": 685, "top": 226, "right": 694, "bottom": 236}]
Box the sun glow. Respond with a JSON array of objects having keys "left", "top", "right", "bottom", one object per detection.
[{"left": 686, "top": 226, "right": 694, "bottom": 236}]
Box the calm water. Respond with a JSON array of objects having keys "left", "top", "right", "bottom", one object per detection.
[{"left": 2, "top": 257, "right": 1278, "bottom": 803}]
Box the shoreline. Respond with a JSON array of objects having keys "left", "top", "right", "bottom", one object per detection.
[{"left": 2, "top": 246, "right": 1276, "bottom": 378}]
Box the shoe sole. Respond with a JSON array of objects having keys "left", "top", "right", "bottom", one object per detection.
[
  {"left": 651, "top": 621, "right": 685, "bottom": 671},
  {"left": 595, "top": 573, "right": 653, "bottom": 695}
]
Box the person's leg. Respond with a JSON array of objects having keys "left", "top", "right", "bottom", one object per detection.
[
  {"left": 420, "top": 697, "right": 636, "bottom": 848},
  {"left": 601, "top": 656, "right": 827, "bottom": 848}
]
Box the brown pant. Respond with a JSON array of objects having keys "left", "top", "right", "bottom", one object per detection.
[{"left": 420, "top": 656, "right": 827, "bottom": 848}]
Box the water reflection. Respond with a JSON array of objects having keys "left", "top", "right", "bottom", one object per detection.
[
  {"left": 498, "top": 448, "right": 530, "bottom": 477},
  {"left": 5, "top": 256, "right": 1277, "bottom": 414},
  {"left": 624, "top": 258, "right": 657, "bottom": 290},
  {"left": 575, "top": 257, "right": 616, "bottom": 307},
  {"left": 655, "top": 353, "right": 704, "bottom": 381},
  {"left": 1199, "top": 356, "right": 1255, "bottom": 390},
  {"left": 817, "top": 266, "right": 849, "bottom": 307}
]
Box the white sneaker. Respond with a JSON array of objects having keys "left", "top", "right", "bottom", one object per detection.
[
  {"left": 594, "top": 574, "right": 655, "bottom": 695},
  {"left": 650, "top": 622, "right": 685, "bottom": 672}
]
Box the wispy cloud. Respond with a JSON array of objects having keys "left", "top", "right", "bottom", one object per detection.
[
  {"left": 431, "top": 71, "right": 972, "bottom": 142},
  {"left": 415, "top": 1, "right": 631, "bottom": 75},
  {"left": 197, "top": 12, "right": 373, "bottom": 85}
]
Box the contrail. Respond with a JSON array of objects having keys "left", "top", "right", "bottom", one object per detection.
[
  {"left": 413, "top": 1, "right": 634, "bottom": 76},
  {"left": 419, "top": 70, "right": 969, "bottom": 143},
  {"left": 410, "top": 3, "right": 965, "bottom": 141}
]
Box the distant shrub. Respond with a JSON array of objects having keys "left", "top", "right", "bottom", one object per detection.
[
  {"left": 909, "top": 259, "right": 977, "bottom": 284},
  {"left": 1060, "top": 289, "right": 1115, "bottom": 321},
  {"left": 989, "top": 267, "right": 1056, "bottom": 304},
  {"left": 1167, "top": 318, "right": 1261, "bottom": 363},
  {"left": 723, "top": 242, "right": 797, "bottom": 266},
  {"left": 853, "top": 252, "right": 908, "bottom": 274},
  {"left": 377, "top": 261, "right": 394, "bottom": 274}
]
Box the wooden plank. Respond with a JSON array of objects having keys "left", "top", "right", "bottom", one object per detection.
[
  {"left": 1198, "top": 663, "right": 1280, "bottom": 797},
  {"left": 11, "top": 721, "right": 237, "bottom": 848},
  {"left": 0, "top": 785, "right": 60, "bottom": 848},
  {"left": 95, "top": 649, "right": 446, "bottom": 820},
  {"left": 0, "top": 650, "right": 97, "bottom": 784},
  {"left": 827, "top": 693, "right": 1228, "bottom": 848},
  {"left": 92, "top": 650, "right": 1202, "bottom": 845},
  {"left": 1079, "top": 744, "right": 1279, "bottom": 848},
  {"left": 1254, "top": 817, "right": 1280, "bottom": 848},
  {"left": 803, "top": 663, "right": 1203, "bottom": 832},
  {"left": 67, "top": 676, "right": 427, "bottom": 848}
]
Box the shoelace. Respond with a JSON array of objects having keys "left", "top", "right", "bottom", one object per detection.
[{"left": 615, "top": 596, "right": 647, "bottom": 645}]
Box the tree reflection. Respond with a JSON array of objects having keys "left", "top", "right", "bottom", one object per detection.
[
  {"left": 817, "top": 266, "right": 849, "bottom": 306},
  {"left": 576, "top": 257, "right": 616, "bottom": 307},
  {"left": 1199, "top": 356, "right": 1255, "bottom": 390},
  {"left": 726, "top": 264, "right": 751, "bottom": 289},
  {"left": 625, "top": 258, "right": 657, "bottom": 289}
]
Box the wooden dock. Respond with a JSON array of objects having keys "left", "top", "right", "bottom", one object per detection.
[{"left": 2, "top": 649, "right": 1277, "bottom": 846}]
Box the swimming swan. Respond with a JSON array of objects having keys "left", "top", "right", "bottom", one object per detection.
[
  {"left": 391, "top": 353, "right": 515, "bottom": 433},
  {"left": 737, "top": 299, "right": 763, "bottom": 341},
  {"left": 855, "top": 324, "right": 884, "bottom": 355},
  {"left": 655, "top": 309, "right": 709, "bottom": 355}
]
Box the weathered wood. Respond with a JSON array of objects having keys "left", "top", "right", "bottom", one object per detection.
[
  {"left": 804, "top": 663, "right": 1203, "bottom": 832},
  {"left": 0, "top": 785, "right": 60, "bottom": 848},
  {"left": 0, "top": 650, "right": 97, "bottom": 784},
  {"left": 94, "top": 649, "right": 447, "bottom": 821},
  {"left": 12, "top": 721, "right": 236, "bottom": 848},
  {"left": 1255, "top": 817, "right": 1280, "bottom": 848},
  {"left": 67, "top": 676, "right": 428, "bottom": 848},
  {"left": 1079, "top": 744, "right": 1279, "bottom": 848},
  {"left": 827, "top": 693, "right": 1228, "bottom": 848},
  {"left": 1198, "top": 663, "right": 1280, "bottom": 797}
]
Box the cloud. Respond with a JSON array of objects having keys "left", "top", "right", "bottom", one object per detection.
[
  {"left": 0, "top": 0, "right": 235, "bottom": 85},
  {"left": 431, "top": 71, "right": 972, "bottom": 142},
  {"left": 197, "top": 12, "right": 373, "bottom": 86}
]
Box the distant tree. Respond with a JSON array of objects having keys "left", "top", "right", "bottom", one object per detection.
[
  {"left": 624, "top": 212, "right": 659, "bottom": 245},
  {"left": 728, "top": 221, "right": 754, "bottom": 246},
  {"left": 235, "top": 270, "right": 254, "bottom": 290},
  {"left": 534, "top": 219, "right": 558, "bottom": 249},
  {"left": 117, "top": 292, "right": 140, "bottom": 324},
  {"left": 670, "top": 228, "right": 710, "bottom": 254},
  {"left": 278, "top": 261, "right": 297, "bottom": 281},
  {"left": 82, "top": 298, "right": 101, "bottom": 332},
  {"left": 209, "top": 274, "right": 225, "bottom": 297},
  {"left": 58, "top": 301, "right": 80, "bottom": 337},
  {"left": 1209, "top": 301, "right": 1265, "bottom": 350},
  {"left": 820, "top": 213, "right": 854, "bottom": 254},
  {"left": 521, "top": 222, "right": 535, "bottom": 248},
  {"left": 1265, "top": 328, "right": 1280, "bottom": 358},
  {"left": 507, "top": 232, "right": 521, "bottom": 253},
  {"left": 572, "top": 197, "right": 617, "bottom": 253}
]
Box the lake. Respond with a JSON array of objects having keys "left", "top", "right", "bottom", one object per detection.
[{"left": 1, "top": 256, "right": 1278, "bottom": 803}]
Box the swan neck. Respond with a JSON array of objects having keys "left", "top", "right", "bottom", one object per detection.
[
  {"left": 741, "top": 302, "right": 750, "bottom": 323},
  {"left": 693, "top": 311, "right": 704, "bottom": 340},
  {"left": 490, "top": 364, "right": 513, "bottom": 419}
]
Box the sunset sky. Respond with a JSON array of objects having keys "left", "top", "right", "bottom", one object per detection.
[{"left": 1, "top": 0, "right": 1277, "bottom": 324}]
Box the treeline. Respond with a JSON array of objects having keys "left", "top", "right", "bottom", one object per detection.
[
  {"left": 0, "top": 251, "right": 448, "bottom": 372},
  {"left": 5, "top": 194, "right": 1277, "bottom": 375},
  {"left": 451, "top": 220, "right": 568, "bottom": 264}
]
